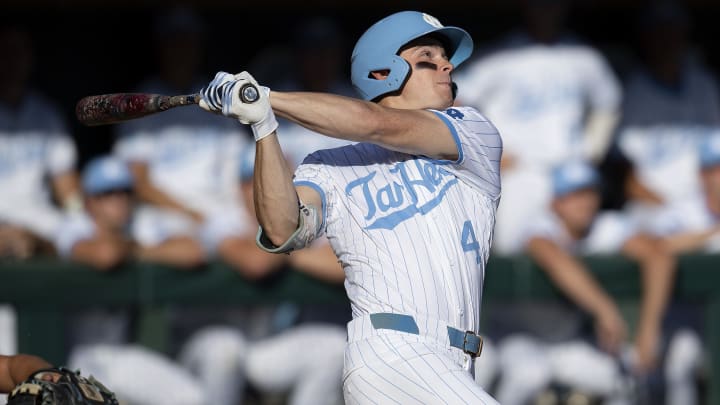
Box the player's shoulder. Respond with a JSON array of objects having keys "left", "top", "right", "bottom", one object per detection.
[
  {"left": 300, "top": 142, "right": 388, "bottom": 166},
  {"left": 433, "top": 106, "right": 488, "bottom": 122},
  {"left": 431, "top": 106, "right": 500, "bottom": 138}
]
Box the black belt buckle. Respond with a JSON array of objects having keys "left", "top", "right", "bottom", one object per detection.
[{"left": 463, "top": 331, "right": 483, "bottom": 357}]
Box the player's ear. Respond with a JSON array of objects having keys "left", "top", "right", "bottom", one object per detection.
[{"left": 369, "top": 70, "right": 390, "bottom": 80}]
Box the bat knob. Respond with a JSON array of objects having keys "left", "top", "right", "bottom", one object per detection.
[{"left": 240, "top": 84, "right": 259, "bottom": 103}]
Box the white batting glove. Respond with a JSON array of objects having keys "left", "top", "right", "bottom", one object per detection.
[
  {"left": 199, "top": 71, "right": 235, "bottom": 113},
  {"left": 226, "top": 72, "right": 278, "bottom": 141}
]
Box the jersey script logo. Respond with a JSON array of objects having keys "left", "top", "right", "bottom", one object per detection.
[{"left": 345, "top": 159, "right": 458, "bottom": 230}]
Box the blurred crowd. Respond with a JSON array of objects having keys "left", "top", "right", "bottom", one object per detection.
[{"left": 1, "top": 0, "right": 719, "bottom": 404}]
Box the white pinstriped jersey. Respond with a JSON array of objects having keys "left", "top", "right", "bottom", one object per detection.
[{"left": 293, "top": 106, "right": 502, "bottom": 334}]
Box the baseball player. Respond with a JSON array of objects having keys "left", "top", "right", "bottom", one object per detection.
[
  {"left": 55, "top": 155, "right": 208, "bottom": 270},
  {"left": 68, "top": 151, "right": 348, "bottom": 405},
  {"left": 614, "top": 1, "right": 720, "bottom": 232},
  {"left": 0, "top": 24, "right": 82, "bottom": 258},
  {"left": 453, "top": 0, "right": 622, "bottom": 254},
  {"left": 652, "top": 134, "right": 720, "bottom": 252},
  {"left": 0, "top": 24, "right": 82, "bottom": 391},
  {"left": 490, "top": 160, "right": 676, "bottom": 404},
  {"left": 200, "top": 10, "right": 502, "bottom": 404},
  {"left": 113, "top": 7, "right": 257, "bottom": 271}
]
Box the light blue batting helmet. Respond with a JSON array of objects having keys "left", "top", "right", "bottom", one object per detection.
[
  {"left": 351, "top": 11, "right": 474, "bottom": 101},
  {"left": 82, "top": 156, "right": 133, "bottom": 196},
  {"left": 552, "top": 160, "right": 600, "bottom": 197}
]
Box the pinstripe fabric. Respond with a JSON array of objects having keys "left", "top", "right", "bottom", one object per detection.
[{"left": 293, "top": 106, "right": 501, "bottom": 403}]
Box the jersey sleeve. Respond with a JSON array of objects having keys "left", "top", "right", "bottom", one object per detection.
[
  {"left": 429, "top": 106, "right": 502, "bottom": 200},
  {"left": 292, "top": 153, "right": 335, "bottom": 234},
  {"left": 45, "top": 134, "right": 77, "bottom": 176},
  {"left": 54, "top": 213, "right": 96, "bottom": 258},
  {"left": 580, "top": 49, "right": 621, "bottom": 112}
]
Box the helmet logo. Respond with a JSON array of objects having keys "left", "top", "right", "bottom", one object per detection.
[{"left": 422, "top": 13, "right": 444, "bottom": 28}]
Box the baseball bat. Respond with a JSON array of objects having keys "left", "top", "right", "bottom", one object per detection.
[{"left": 75, "top": 84, "right": 259, "bottom": 126}]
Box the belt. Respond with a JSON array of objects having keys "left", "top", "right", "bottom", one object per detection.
[{"left": 368, "top": 313, "right": 483, "bottom": 358}]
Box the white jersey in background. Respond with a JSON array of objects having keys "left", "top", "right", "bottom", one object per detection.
[
  {"left": 114, "top": 78, "right": 253, "bottom": 248},
  {"left": 454, "top": 33, "right": 621, "bottom": 254},
  {"left": 651, "top": 194, "right": 720, "bottom": 252},
  {"left": 115, "top": 78, "right": 250, "bottom": 216},
  {"left": 618, "top": 60, "right": 720, "bottom": 215},
  {"left": 293, "top": 106, "right": 501, "bottom": 333},
  {"left": 488, "top": 210, "right": 639, "bottom": 405},
  {"left": 455, "top": 33, "right": 620, "bottom": 168},
  {"left": 0, "top": 91, "right": 77, "bottom": 240}
]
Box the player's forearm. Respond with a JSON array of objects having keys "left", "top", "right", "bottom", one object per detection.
[
  {"left": 529, "top": 240, "right": 617, "bottom": 317},
  {"left": 134, "top": 237, "right": 204, "bottom": 269},
  {"left": 254, "top": 134, "right": 302, "bottom": 245},
  {"left": 289, "top": 244, "right": 344, "bottom": 284},
  {"left": 625, "top": 171, "right": 663, "bottom": 204},
  {"left": 71, "top": 237, "right": 130, "bottom": 271},
  {"left": 0, "top": 354, "right": 52, "bottom": 393},
  {"left": 134, "top": 182, "right": 199, "bottom": 217},
  {"left": 545, "top": 260, "right": 617, "bottom": 317},
  {"left": 636, "top": 250, "right": 677, "bottom": 335},
  {"left": 582, "top": 110, "right": 619, "bottom": 163},
  {"left": 662, "top": 228, "right": 720, "bottom": 254},
  {"left": 129, "top": 164, "right": 202, "bottom": 220},
  {"left": 621, "top": 235, "right": 677, "bottom": 337}
]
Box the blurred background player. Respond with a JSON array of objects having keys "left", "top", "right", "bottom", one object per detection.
[
  {"left": 113, "top": 6, "right": 253, "bottom": 272},
  {"left": 69, "top": 150, "right": 348, "bottom": 405},
  {"left": 487, "top": 160, "right": 676, "bottom": 404},
  {"left": 56, "top": 155, "right": 204, "bottom": 271},
  {"left": 642, "top": 134, "right": 720, "bottom": 405},
  {"left": 0, "top": 24, "right": 82, "bottom": 397},
  {"left": 654, "top": 134, "right": 720, "bottom": 253},
  {"left": 453, "top": 0, "right": 621, "bottom": 254},
  {"left": 610, "top": 1, "right": 720, "bottom": 233},
  {"left": 249, "top": 17, "right": 357, "bottom": 169},
  {"left": 0, "top": 24, "right": 81, "bottom": 259},
  {"left": 174, "top": 149, "right": 347, "bottom": 405}
]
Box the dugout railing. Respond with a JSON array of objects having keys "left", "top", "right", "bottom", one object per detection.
[{"left": 1, "top": 254, "right": 719, "bottom": 404}]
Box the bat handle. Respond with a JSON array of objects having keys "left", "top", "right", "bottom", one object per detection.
[{"left": 239, "top": 84, "right": 260, "bottom": 103}]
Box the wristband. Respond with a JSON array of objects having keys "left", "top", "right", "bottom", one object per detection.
[{"left": 250, "top": 86, "right": 279, "bottom": 142}]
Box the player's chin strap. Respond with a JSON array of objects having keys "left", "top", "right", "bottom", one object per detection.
[
  {"left": 451, "top": 82, "right": 458, "bottom": 100},
  {"left": 256, "top": 199, "right": 322, "bottom": 254}
]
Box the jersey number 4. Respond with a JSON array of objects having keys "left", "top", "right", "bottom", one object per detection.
[{"left": 461, "top": 220, "right": 481, "bottom": 264}]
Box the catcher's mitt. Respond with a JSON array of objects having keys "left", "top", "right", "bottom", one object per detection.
[{"left": 6, "top": 367, "right": 118, "bottom": 405}]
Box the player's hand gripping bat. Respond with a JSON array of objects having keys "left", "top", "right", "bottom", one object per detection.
[{"left": 75, "top": 84, "right": 259, "bottom": 126}]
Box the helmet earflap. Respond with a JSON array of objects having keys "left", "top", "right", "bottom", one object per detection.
[{"left": 351, "top": 11, "right": 473, "bottom": 101}]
